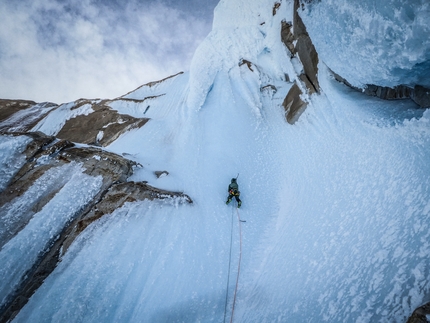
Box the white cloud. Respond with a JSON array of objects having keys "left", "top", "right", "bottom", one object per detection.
[{"left": 0, "top": 0, "right": 214, "bottom": 103}]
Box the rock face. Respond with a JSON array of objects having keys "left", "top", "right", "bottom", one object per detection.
[
  {"left": 0, "top": 132, "right": 192, "bottom": 323},
  {"left": 407, "top": 302, "right": 430, "bottom": 323},
  {"left": 364, "top": 84, "right": 413, "bottom": 100},
  {"left": 280, "top": 0, "right": 320, "bottom": 124},
  {"left": 0, "top": 100, "right": 36, "bottom": 122},
  {"left": 56, "top": 99, "right": 148, "bottom": 146},
  {"left": 154, "top": 170, "right": 169, "bottom": 178},
  {"left": 412, "top": 85, "right": 430, "bottom": 108},
  {"left": 332, "top": 71, "right": 430, "bottom": 108},
  {"left": 291, "top": 1, "right": 319, "bottom": 94},
  {"left": 272, "top": 2, "right": 281, "bottom": 15},
  {"left": 0, "top": 98, "right": 149, "bottom": 146},
  {"left": 0, "top": 100, "right": 58, "bottom": 133},
  {"left": 282, "top": 82, "right": 307, "bottom": 124},
  {"left": 280, "top": 21, "right": 295, "bottom": 55},
  {"left": 281, "top": 0, "right": 319, "bottom": 94}
]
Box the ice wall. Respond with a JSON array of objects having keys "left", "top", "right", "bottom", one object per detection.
[
  {"left": 187, "top": 0, "right": 294, "bottom": 110},
  {"left": 299, "top": 0, "right": 430, "bottom": 89}
]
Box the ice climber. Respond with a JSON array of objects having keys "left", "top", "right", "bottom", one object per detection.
[{"left": 226, "top": 178, "right": 242, "bottom": 208}]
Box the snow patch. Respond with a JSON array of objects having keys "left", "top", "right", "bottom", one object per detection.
[{"left": 31, "top": 103, "right": 94, "bottom": 136}]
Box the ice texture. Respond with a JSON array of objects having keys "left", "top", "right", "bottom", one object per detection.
[
  {"left": 0, "top": 163, "right": 102, "bottom": 307},
  {"left": 299, "top": 0, "right": 430, "bottom": 88},
  {"left": 0, "top": 135, "right": 31, "bottom": 192},
  {"left": 187, "top": 0, "right": 293, "bottom": 110}
]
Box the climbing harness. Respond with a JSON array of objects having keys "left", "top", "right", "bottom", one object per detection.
[
  {"left": 229, "top": 189, "right": 240, "bottom": 196},
  {"left": 223, "top": 203, "right": 243, "bottom": 323}
]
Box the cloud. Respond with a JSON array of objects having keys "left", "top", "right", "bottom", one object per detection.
[{"left": 0, "top": 0, "right": 215, "bottom": 103}]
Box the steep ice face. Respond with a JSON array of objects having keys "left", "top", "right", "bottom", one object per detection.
[
  {"left": 213, "top": 0, "right": 269, "bottom": 29},
  {"left": 299, "top": 0, "right": 430, "bottom": 88},
  {"left": 0, "top": 163, "right": 102, "bottom": 307},
  {"left": 187, "top": 0, "right": 294, "bottom": 110},
  {"left": 0, "top": 135, "right": 31, "bottom": 192}
]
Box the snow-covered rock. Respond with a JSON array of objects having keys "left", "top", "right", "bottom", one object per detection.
[
  {"left": 280, "top": 0, "right": 320, "bottom": 123},
  {"left": 0, "top": 100, "right": 58, "bottom": 133}
]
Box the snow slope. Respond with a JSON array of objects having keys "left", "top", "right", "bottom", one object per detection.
[{"left": 4, "top": 0, "right": 430, "bottom": 322}]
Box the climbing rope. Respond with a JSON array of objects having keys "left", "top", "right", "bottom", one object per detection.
[
  {"left": 223, "top": 207, "right": 235, "bottom": 323},
  {"left": 223, "top": 205, "right": 243, "bottom": 323},
  {"left": 230, "top": 208, "right": 243, "bottom": 323}
]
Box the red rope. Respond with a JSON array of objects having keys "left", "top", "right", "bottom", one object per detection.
[{"left": 230, "top": 208, "right": 243, "bottom": 323}]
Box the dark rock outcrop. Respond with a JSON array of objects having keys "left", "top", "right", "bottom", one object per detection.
[
  {"left": 17, "top": 131, "right": 57, "bottom": 160},
  {"left": 239, "top": 59, "right": 255, "bottom": 72},
  {"left": 273, "top": 2, "right": 281, "bottom": 15},
  {"left": 364, "top": 84, "right": 413, "bottom": 100},
  {"left": 56, "top": 99, "right": 148, "bottom": 146},
  {"left": 0, "top": 98, "right": 149, "bottom": 146},
  {"left": 295, "top": 39, "right": 319, "bottom": 94},
  {"left": 407, "top": 302, "right": 430, "bottom": 323},
  {"left": 0, "top": 100, "right": 58, "bottom": 133},
  {"left": 282, "top": 82, "right": 307, "bottom": 124},
  {"left": 412, "top": 85, "right": 430, "bottom": 108},
  {"left": 281, "top": 21, "right": 295, "bottom": 56},
  {"left": 280, "top": 0, "right": 320, "bottom": 124},
  {"left": 292, "top": 1, "right": 319, "bottom": 93},
  {"left": 332, "top": 70, "right": 430, "bottom": 108},
  {"left": 281, "top": 0, "right": 320, "bottom": 94},
  {"left": 155, "top": 170, "right": 169, "bottom": 178},
  {"left": 0, "top": 100, "right": 36, "bottom": 122}
]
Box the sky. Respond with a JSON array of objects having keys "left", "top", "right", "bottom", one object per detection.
[{"left": 0, "top": 0, "right": 219, "bottom": 104}]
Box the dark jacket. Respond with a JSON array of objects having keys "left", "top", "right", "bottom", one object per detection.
[{"left": 228, "top": 179, "right": 239, "bottom": 195}]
